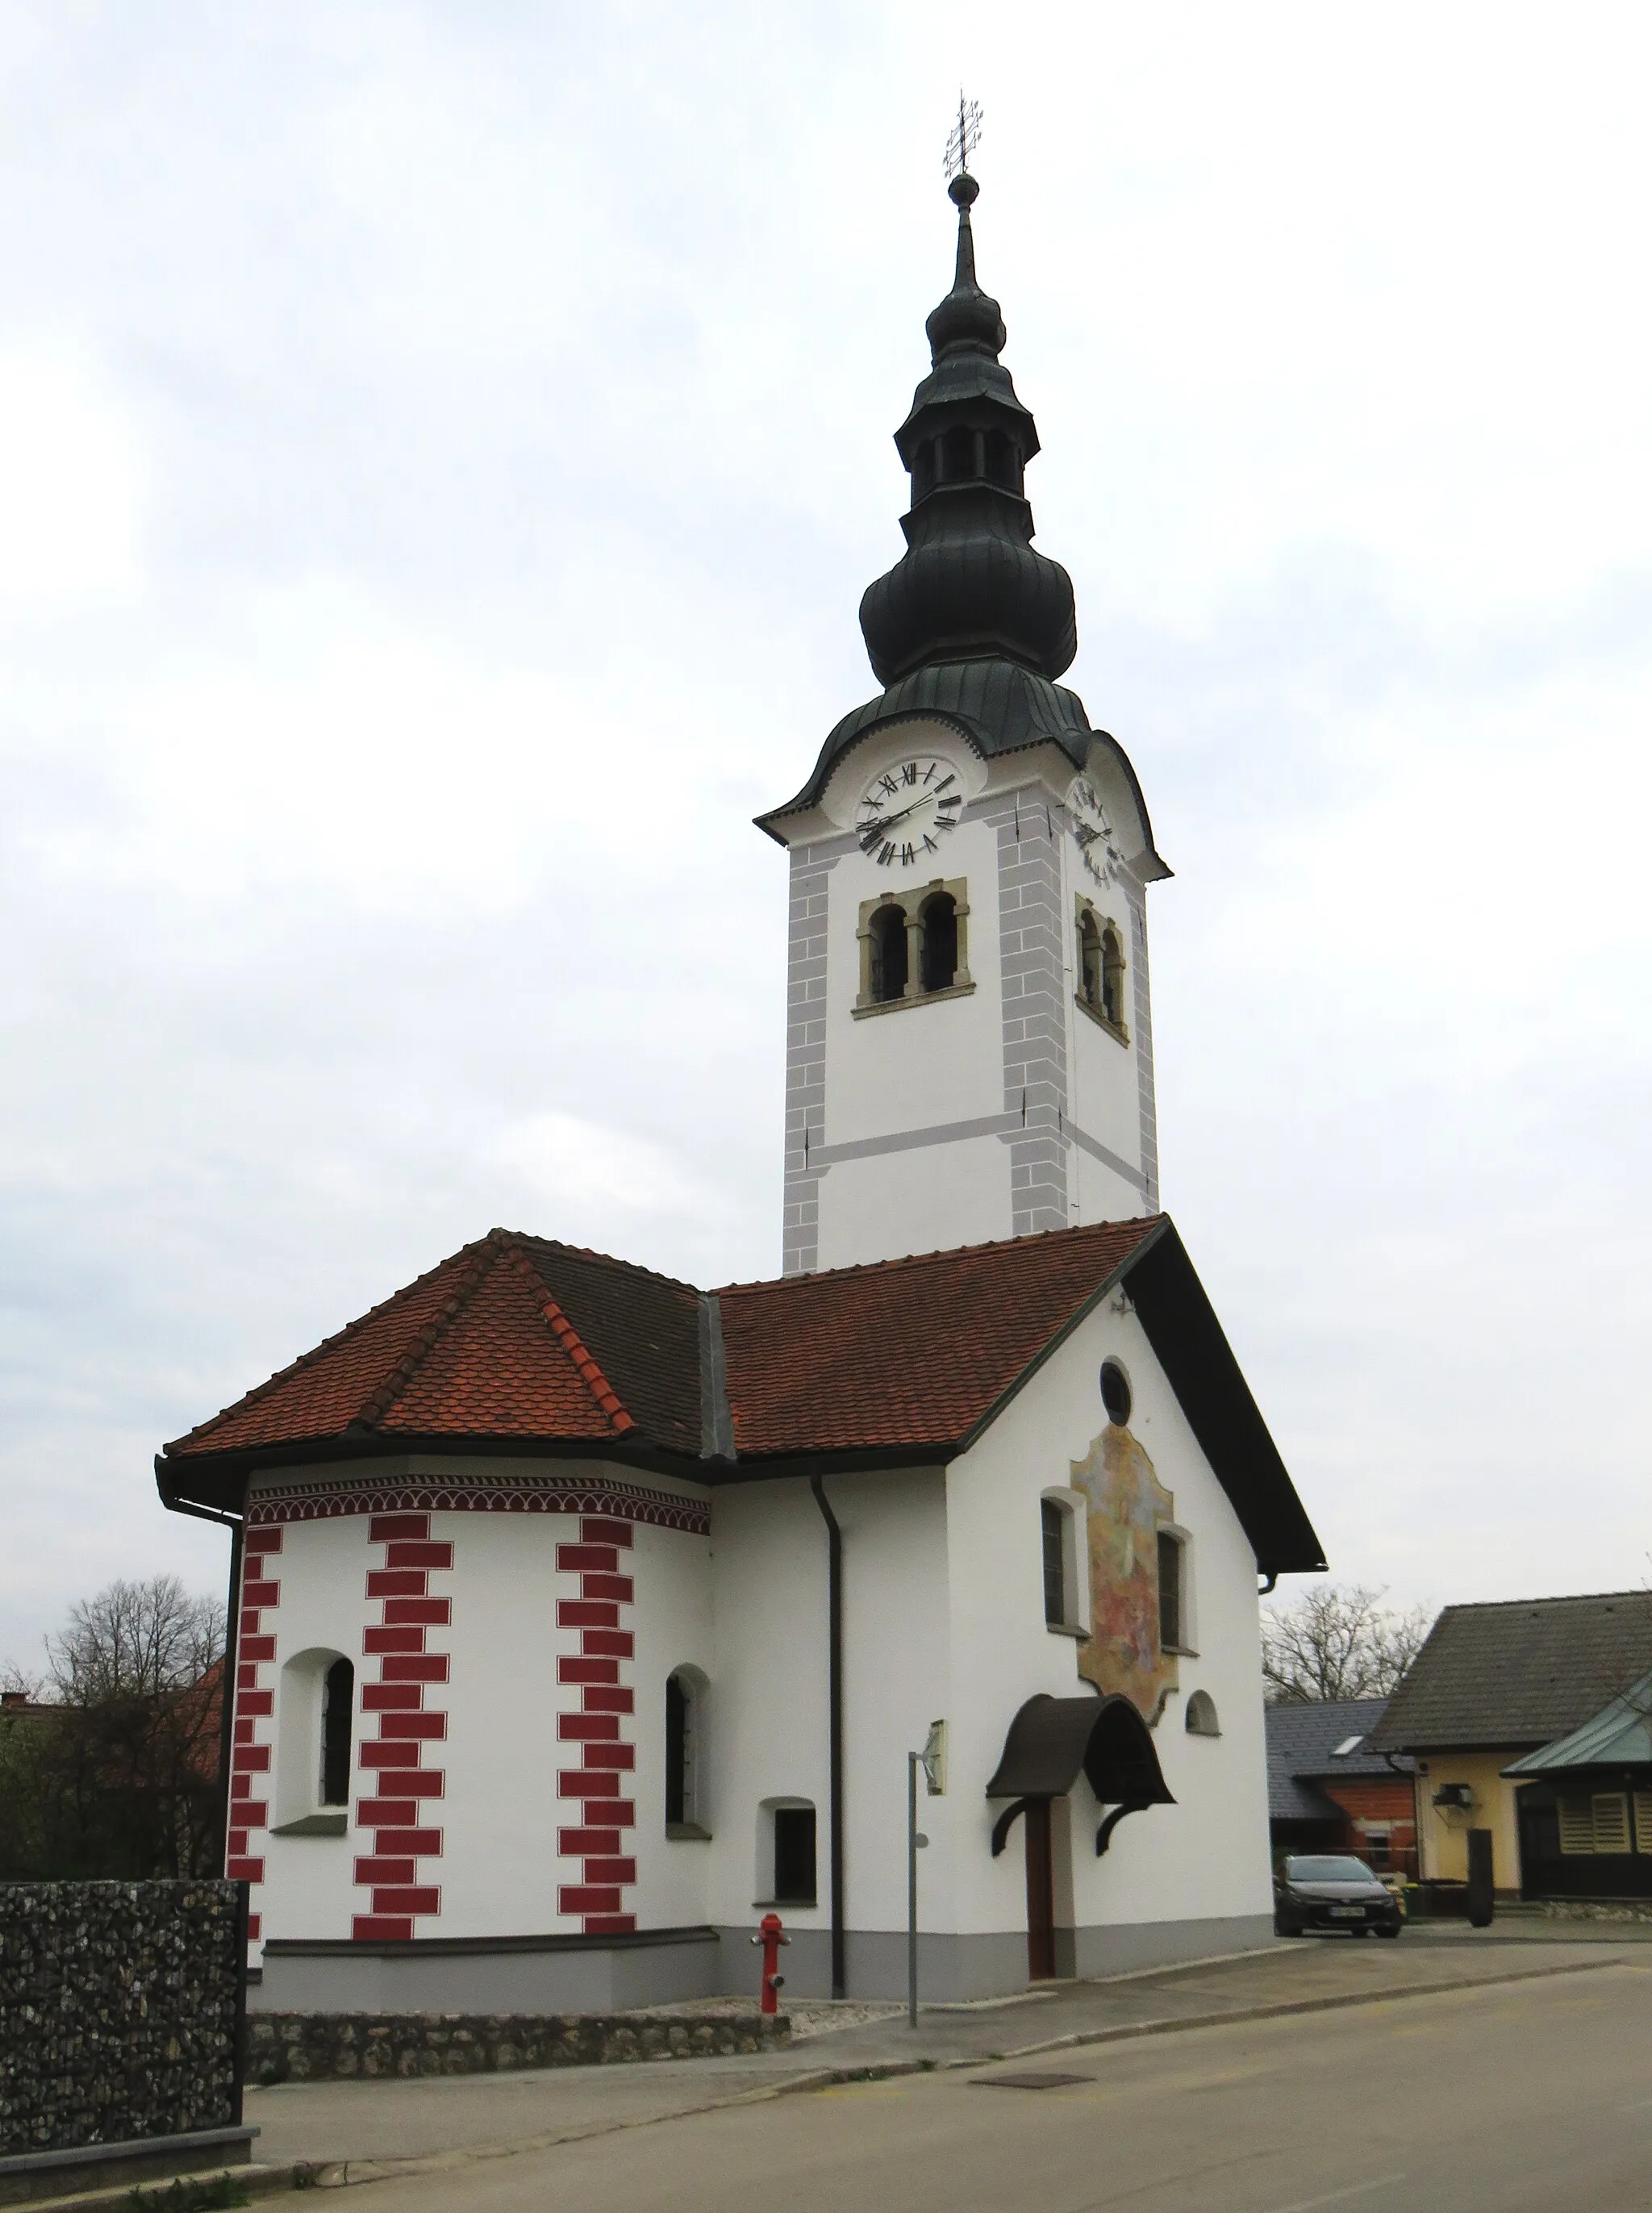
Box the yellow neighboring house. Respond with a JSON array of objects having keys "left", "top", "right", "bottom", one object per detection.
[{"left": 1367, "top": 1592, "right": 1652, "bottom": 1898}]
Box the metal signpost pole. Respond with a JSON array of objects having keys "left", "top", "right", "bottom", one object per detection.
[{"left": 907, "top": 1750, "right": 920, "bottom": 2029}]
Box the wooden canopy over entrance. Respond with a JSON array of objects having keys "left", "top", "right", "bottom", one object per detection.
[{"left": 986, "top": 1693, "right": 1174, "bottom": 1979}]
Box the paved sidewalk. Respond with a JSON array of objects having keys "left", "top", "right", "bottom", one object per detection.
[{"left": 248, "top": 1931, "right": 1640, "bottom": 2176}]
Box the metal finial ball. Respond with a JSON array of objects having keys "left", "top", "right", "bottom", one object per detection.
[{"left": 949, "top": 171, "right": 979, "bottom": 209}]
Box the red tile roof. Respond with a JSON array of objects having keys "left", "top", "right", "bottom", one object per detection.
[
  {"left": 716, "top": 1217, "right": 1162, "bottom": 1458},
  {"left": 160, "top": 1215, "right": 1325, "bottom": 1575},
  {"left": 164, "top": 1231, "right": 688, "bottom": 1459},
  {"left": 165, "top": 1219, "right": 1158, "bottom": 1466}
]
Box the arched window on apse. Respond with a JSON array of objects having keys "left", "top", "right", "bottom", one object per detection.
[
  {"left": 920, "top": 892, "right": 958, "bottom": 993},
  {"left": 869, "top": 904, "right": 909, "bottom": 1004},
  {"left": 665, "top": 1667, "right": 709, "bottom": 1835},
  {"left": 319, "top": 1657, "right": 354, "bottom": 1806}
]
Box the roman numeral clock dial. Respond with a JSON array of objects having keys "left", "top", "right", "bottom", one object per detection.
[{"left": 856, "top": 757, "right": 962, "bottom": 867}]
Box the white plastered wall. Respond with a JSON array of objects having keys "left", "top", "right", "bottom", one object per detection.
[
  {"left": 246, "top": 1459, "right": 715, "bottom": 1950},
  {"left": 815, "top": 1137, "right": 1012, "bottom": 1271},
  {"left": 628, "top": 1519, "right": 715, "bottom": 1927},
  {"left": 940, "top": 1299, "right": 1274, "bottom": 1940},
  {"left": 703, "top": 1477, "right": 832, "bottom": 1935},
  {"left": 252, "top": 1511, "right": 371, "bottom": 1944}
]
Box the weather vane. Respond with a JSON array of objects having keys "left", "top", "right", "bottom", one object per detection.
[{"left": 943, "top": 93, "right": 983, "bottom": 182}]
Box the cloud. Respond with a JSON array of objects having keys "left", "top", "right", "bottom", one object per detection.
[
  {"left": 3, "top": 2, "right": 1652, "bottom": 1668},
  {"left": 0, "top": 351, "right": 141, "bottom": 597}
]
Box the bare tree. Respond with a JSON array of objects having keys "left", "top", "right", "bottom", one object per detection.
[
  {"left": 0, "top": 1576, "right": 226, "bottom": 1880},
  {"left": 1261, "top": 1582, "right": 1433, "bottom": 1705}
]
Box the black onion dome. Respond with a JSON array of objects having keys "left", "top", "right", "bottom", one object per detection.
[{"left": 858, "top": 171, "right": 1077, "bottom": 687}]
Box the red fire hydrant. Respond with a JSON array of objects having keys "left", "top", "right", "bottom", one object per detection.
[{"left": 751, "top": 1910, "right": 789, "bottom": 2015}]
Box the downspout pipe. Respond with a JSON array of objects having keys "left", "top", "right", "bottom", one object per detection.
[
  {"left": 810, "top": 1475, "right": 845, "bottom": 1999},
  {"left": 156, "top": 1458, "right": 244, "bottom": 1868}
]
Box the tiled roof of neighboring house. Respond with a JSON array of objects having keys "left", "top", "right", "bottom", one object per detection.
[
  {"left": 1265, "top": 1697, "right": 1406, "bottom": 1823},
  {"left": 1504, "top": 1668, "right": 1652, "bottom": 1777},
  {"left": 158, "top": 1216, "right": 1325, "bottom": 1575},
  {"left": 1368, "top": 1593, "right": 1652, "bottom": 1754}
]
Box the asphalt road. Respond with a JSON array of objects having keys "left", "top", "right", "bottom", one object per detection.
[{"left": 350, "top": 1960, "right": 1652, "bottom": 2213}]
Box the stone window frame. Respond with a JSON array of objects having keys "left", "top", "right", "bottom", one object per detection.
[
  {"left": 1074, "top": 892, "right": 1129, "bottom": 1045},
  {"left": 853, "top": 875, "right": 974, "bottom": 1017}
]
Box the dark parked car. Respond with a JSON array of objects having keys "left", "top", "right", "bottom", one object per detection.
[{"left": 1274, "top": 1854, "right": 1402, "bottom": 1938}]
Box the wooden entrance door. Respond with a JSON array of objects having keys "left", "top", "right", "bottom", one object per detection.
[{"left": 1024, "top": 1797, "right": 1056, "bottom": 1980}]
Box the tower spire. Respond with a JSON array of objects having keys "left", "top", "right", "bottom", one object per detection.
[{"left": 857, "top": 127, "right": 1077, "bottom": 687}]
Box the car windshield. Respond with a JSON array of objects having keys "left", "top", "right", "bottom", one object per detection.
[{"left": 1285, "top": 1856, "right": 1378, "bottom": 1884}]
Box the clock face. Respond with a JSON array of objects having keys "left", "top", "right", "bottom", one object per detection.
[
  {"left": 1068, "top": 775, "right": 1122, "bottom": 887},
  {"left": 855, "top": 757, "right": 963, "bottom": 868}
]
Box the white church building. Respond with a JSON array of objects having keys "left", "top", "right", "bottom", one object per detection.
[{"left": 158, "top": 165, "right": 1325, "bottom": 2013}]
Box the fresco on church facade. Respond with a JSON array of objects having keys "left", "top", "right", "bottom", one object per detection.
[{"left": 1070, "top": 1424, "right": 1177, "bottom": 1720}]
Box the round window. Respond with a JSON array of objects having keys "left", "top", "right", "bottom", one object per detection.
[{"left": 1100, "top": 1359, "right": 1132, "bottom": 1425}]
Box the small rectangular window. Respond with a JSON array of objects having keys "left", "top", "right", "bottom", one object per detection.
[
  {"left": 1041, "top": 1501, "right": 1066, "bottom": 1626},
  {"left": 1157, "top": 1531, "right": 1182, "bottom": 1651},
  {"left": 773, "top": 1807, "right": 816, "bottom": 1903}
]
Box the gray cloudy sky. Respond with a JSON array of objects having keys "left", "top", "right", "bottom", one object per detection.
[{"left": 4, "top": 2, "right": 1650, "bottom": 1672}]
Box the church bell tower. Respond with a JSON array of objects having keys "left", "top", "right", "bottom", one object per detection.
[{"left": 757, "top": 157, "right": 1170, "bottom": 1276}]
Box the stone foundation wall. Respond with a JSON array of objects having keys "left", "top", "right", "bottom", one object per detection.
[
  {"left": 248, "top": 2010, "right": 791, "bottom": 2082},
  {"left": 0, "top": 1881, "right": 244, "bottom": 2157}
]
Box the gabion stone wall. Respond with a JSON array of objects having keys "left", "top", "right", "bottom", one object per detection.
[
  {"left": 0, "top": 1881, "right": 244, "bottom": 2157},
  {"left": 248, "top": 2010, "right": 791, "bottom": 2082}
]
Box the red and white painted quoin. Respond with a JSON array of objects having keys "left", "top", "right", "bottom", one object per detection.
[
  {"left": 554, "top": 1517, "right": 638, "bottom": 1934},
  {"left": 226, "top": 1525, "right": 282, "bottom": 1944},
  {"left": 224, "top": 1474, "right": 704, "bottom": 1953},
  {"left": 352, "top": 1513, "right": 451, "bottom": 1941}
]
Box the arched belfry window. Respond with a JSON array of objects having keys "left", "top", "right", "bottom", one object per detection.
[
  {"left": 868, "top": 904, "right": 909, "bottom": 1004},
  {"left": 1078, "top": 910, "right": 1103, "bottom": 1012},
  {"left": 1074, "top": 898, "right": 1128, "bottom": 1043},
  {"left": 920, "top": 891, "right": 957, "bottom": 993},
  {"left": 855, "top": 879, "right": 972, "bottom": 1017},
  {"left": 1102, "top": 925, "right": 1126, "bottom": 1031}
]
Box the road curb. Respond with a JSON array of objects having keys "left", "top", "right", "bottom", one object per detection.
[
  {"left": 296, "top": 2072, "right": 844, "bottom": 2190},
  {"left": 1, "top": 2162, "right": 317, "bottom": 2213},
  {"left": 275, "top": 1953, "right": 1629, "bottom": 2186}
]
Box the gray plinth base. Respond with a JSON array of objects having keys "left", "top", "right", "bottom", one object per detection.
[
  {"left": 255, "top": 1925, "right": 721, "bottom": 2015},
  {"left": 0, "top": 2127, "right": 257, "bottom": 2207},
  {"left": 714, "top": 1913, "right": 1277, "bottom": 2002},
  {"left": 252, "top": 1912, "right": 1275, "bottom": 2016}
]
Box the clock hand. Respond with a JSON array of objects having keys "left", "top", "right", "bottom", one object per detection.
[{"left": 860, "top": 795, "right": 930, "bottom": 837}]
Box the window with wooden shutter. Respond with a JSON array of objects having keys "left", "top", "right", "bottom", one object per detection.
[
  {"left": 1633, "top": 1792, "right": 1652, "bottom": 1852},
  {"left": 1592, "top": 1792, "right": 1631, "bottom": 1854},
  {"left": 1558, "top": 1798, "right": 1595, "bottom": 1854}
]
